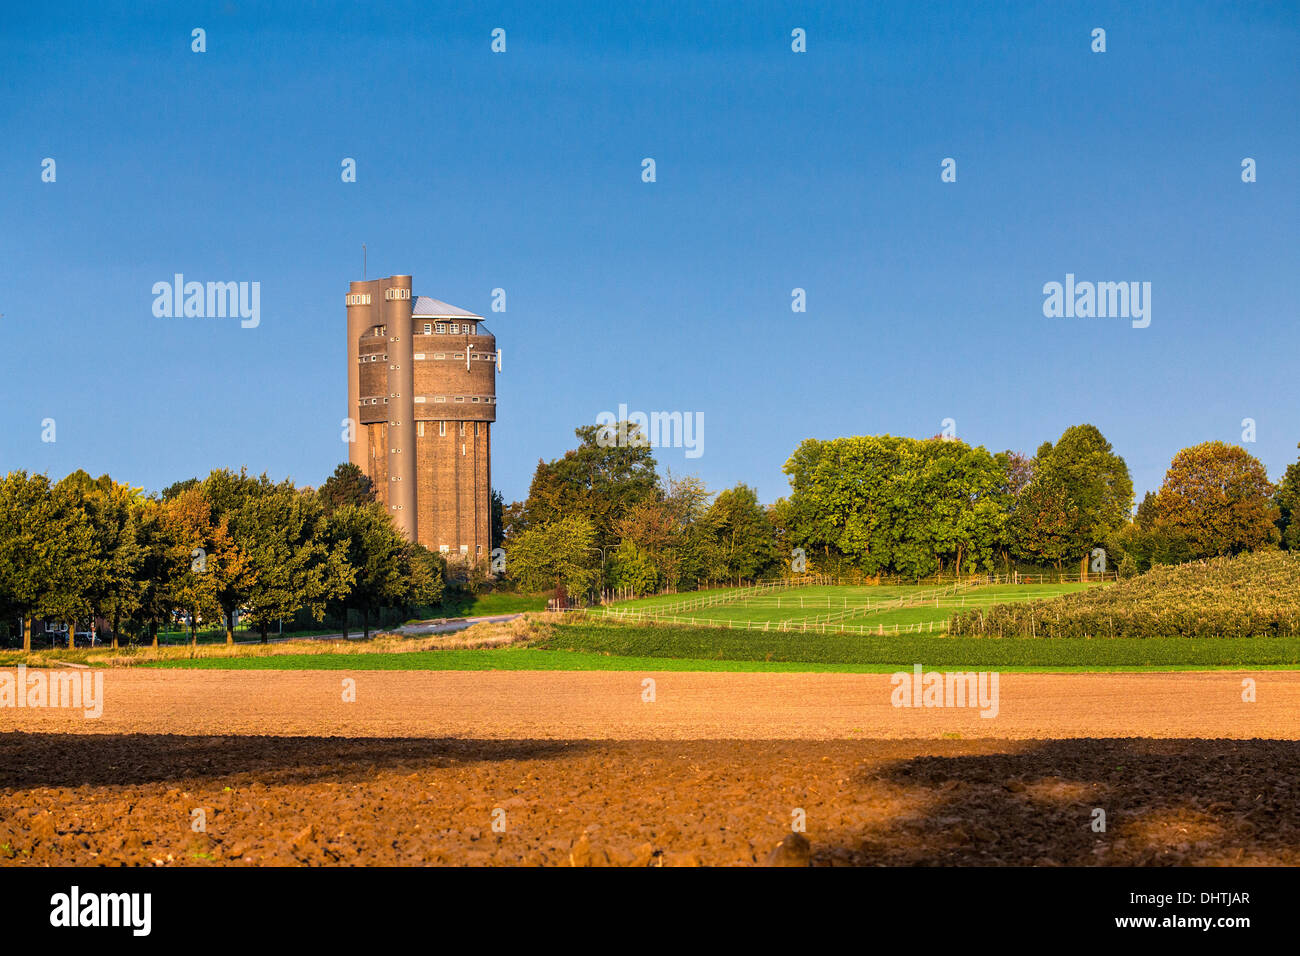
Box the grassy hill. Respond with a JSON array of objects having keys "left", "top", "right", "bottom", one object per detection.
[{"left": 949, "top": 551, "right": 1300, "bottom": 639}]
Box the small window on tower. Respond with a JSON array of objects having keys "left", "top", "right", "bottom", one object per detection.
[
  {"left": 424, "top": 323, "right": 432, "bottom": 334},
  {"left": 439, "top": 421, "right": 446, "bottom": 436},
  {"left": 435, "top": 323, "right": 446, "bottom": 333},
  {"left": 450, "top": 323, "right": 459, "bottom": 334}
]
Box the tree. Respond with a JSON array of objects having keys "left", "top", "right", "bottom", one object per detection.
[
  {"left": 606, "top": 539, "right": 660, "bottom": 595},
  {"left": 781, "top": 435, "right": 1010, "bottom": 578},
  {"left": 506, "top": 516, "right": 600, "bottom": 597},
  {"left": 317, "top": 463, "right": 377, "bottom": 516},
  {"left": 0, "top": 472, "right": 93, "bottom": 652},
  {"left": 1277, "top": 443, "right": 1300, "bottom": 551},
  {"left": 201, "top": 468, "right": 267, "bottom": 641},
  {"left": 128, "top": 498, "right": 181, "bottom": 647},
  {"left": 325, "top": 502, "right": 421, "bottom": 639},
  {"left": 161, "top": 487, "right": 231, "bottom": 645},
  {"left": 1029, "top": 425, "right": 1133, "bottom": 573},
  {"left": 700, "top": 484, "right": 781, "bottom": 581},
  {"left": 490, "top": 490, "right": 506, "bottom": 549},
  {"left": 160, "top": 478, "right": 200, "bottom": 501},
  {"left": 522, "top": 423, "right": 660, "bottom": 550},
  {"left": 36, "top": 479, "right": 99, "bottom": 648},
  {"left": 231, "top": 480, "right": 352, "bottom": 641},
  {"left": 1010, "top": 473, "right": 1082, "bottom": 569},
  {"left": 56, "top": 471, "right": 147, "bottom": 648},
  {"left": 1152, "top": 441, "right": 1279, "bottom": 558}
]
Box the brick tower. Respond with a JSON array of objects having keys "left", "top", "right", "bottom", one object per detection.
[{"left": 346, "top": 276, "right": 498, "bottom": 563}]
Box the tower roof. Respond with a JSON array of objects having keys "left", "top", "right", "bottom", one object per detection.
[{"left": 411, "top": 296, "right": 483, "bottom": 319}]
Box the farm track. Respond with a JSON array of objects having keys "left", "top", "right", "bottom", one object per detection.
[{"left": 2, "top": 669, "right": 1297, "bottom": 866}]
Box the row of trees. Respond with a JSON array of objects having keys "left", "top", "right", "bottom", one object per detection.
[
  {"left": 0, "top": 465, "right": 441, "bottom": 651},
  {"left": 501, "top": 425, "right": 781, "bottom": 595},
  {"left": 496, "top": 423, "right": 1300, "bottom": 596}
]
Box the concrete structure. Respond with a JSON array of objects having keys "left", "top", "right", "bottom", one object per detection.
[{"left": 346, "top": 276, "right": 498, "bottom": 562}]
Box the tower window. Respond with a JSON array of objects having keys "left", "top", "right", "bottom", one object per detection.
[
  {"left": 450, "top": 323, "right": 459, "bottom": 333},
  {"left": 423, "top": 323, "right": 432, "bottom": 334},
  {"left": 439, "top": 421, "right": 446, "bottom": 436},
  {"left": 435, "top": 323, "right": 446, "bottom": 333},
  {"left": 466, "top": 323, "right": 476, "bottom": 334}
]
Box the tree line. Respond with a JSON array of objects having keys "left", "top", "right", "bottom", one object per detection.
[
  {"left": 0, "top": 464, "right": 441, "bottom": 651},
  {"left": 6, "top": 424, "right": 1297, "bottom": 635},
  {"left": 499, "top": 423, "right": 1300, "bottom": 596}
]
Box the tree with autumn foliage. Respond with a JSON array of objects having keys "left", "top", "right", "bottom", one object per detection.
[
  {"left": 161, "top": 485, "right": 244, "bottom": 645},
  {"left": 1151, "top": 441, "right": 1279, "bottom": 558}
]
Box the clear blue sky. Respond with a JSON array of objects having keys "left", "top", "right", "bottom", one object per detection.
[{"left": 3, "top": 1, "right": 1297, "bottom": 505}]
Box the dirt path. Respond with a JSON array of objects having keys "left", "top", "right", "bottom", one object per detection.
[{"left": 1, "top": 669, "right": 1295, "bottom": 740}]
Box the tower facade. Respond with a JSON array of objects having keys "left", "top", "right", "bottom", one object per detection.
[{"left": 346, "top": 276, "right": 497, "bottom": 563}]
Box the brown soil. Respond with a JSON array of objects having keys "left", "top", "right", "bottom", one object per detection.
[{"left": 2, "top": 669, "right": 1298, "bottom": 866}]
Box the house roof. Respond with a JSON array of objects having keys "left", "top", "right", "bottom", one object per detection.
[{"left": 411, "top": 296, "right": 483, "bottom": 319}]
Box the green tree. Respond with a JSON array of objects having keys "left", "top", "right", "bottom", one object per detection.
[
  {"left": 232, "top": 480, "right": 352, "bottom": 641},
  {"left": 317, "top": 463, "right": 377, "bottom": 516},
  {"left": 782, "top": 435, "right": 1009, "bottom": 578},
  {"left": 700, "top": 484, "right": 781, "bottom": 581},
  {"left": 36, "top": 478, "right": 100, "bottom": 648},
  {"left": 0, "top": 472, "right": 93, "bottom": 651},
  {"left": 506, "top": 516, "right": 600, "bottom": 598},
  {"left": 522, "top": 423, "right": 660, "bottom": 550},
  {"left": 1029, "top": 425, "right": 1134, "bottom": 574},
  {"left": 128, "top": 498, "right": 181, "bottom": 646},
  {"left": 606, "top": 539, "right": 660, "bottom": 595},
  {"left": 56, "top": 472, "right": 147, "bottom": 648},
  {"left": 326, "top": 502, "right": 427, "bottom": 639},
  {"left": 1276, "top": 443, "right": 1300, "bottom": 551}
]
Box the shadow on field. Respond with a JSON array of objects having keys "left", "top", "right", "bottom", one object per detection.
[
  {"left": 0, "top": 732, "right": 591, "bottom": 790},
  {"left": 829, "top": 738, "right": 1300, "bottom": 866}
]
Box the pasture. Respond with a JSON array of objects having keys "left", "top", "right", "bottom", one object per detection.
[{"left": 589, "top": 581, "right": 1096, "bottom": 634}]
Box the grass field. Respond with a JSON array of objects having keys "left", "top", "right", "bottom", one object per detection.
[
  {"left": 591, "top": 581, "right": 1096, "bottom": 632},
  {"left": 20, "top": 578, "right": 1300, "bottom": 674},
  {"left": 135, "top": 621, "right": 1300, "bottom": 672}
]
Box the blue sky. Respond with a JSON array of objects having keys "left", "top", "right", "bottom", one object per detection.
[{"left": 2, "top": 1, "right": 1297, "bottom": 505}]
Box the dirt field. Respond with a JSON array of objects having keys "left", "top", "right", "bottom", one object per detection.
[{"left": 2, "top": 668, "right": 1298, "bottom": 866}]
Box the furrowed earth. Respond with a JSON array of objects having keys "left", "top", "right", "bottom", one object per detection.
[{"left": 2, "top": 669, "right": 1298, "bottom": 866}]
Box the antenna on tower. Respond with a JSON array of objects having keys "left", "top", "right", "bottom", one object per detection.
[{"left": 362, "top": 244, "right": 367, "bottom": 279}]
